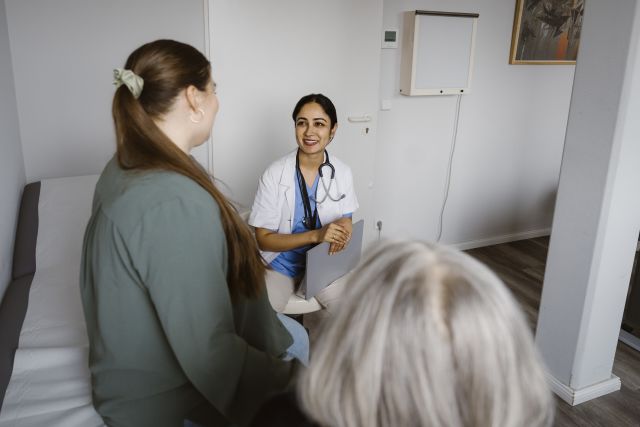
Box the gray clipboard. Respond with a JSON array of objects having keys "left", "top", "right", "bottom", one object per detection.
[{"left": 298, "top": 220, "right": 364, "bottom": 301}]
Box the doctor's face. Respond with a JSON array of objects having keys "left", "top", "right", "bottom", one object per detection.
[{"left": 294, "top": 102, "right": 337, "bottom": 156}]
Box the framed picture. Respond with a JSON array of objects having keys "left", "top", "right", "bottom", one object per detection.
[{"left": 509, "top": 0, "right": 584, "bottom": 64}]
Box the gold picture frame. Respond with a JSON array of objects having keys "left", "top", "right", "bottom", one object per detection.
[{"left": 509, "top": 0, "right": 583, "bottom": 65}]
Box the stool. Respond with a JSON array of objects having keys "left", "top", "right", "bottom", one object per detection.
[{"left": 282, "top": 294, "right": 322, "bottom": 315}]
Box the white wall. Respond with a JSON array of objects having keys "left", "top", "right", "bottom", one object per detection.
[
  {"left": 5, "top": 0, "right": 207, "bottom": 182},
  {"left": 375, "top": 0, "right": 575, "bottom": 246},
  {"left": 0, "top": 0, "right": 24, "bottom": 300}
]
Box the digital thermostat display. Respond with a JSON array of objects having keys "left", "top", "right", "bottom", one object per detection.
[{"left": 382, "top": 29, "right": 398, "bottom": 49}]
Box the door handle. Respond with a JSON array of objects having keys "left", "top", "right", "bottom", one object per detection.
[{"left": 347, "top": 114, "right": 372, "bottom": 123}]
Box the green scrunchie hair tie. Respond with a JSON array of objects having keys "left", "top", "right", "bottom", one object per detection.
[{"left": 113, "top": 68, "right": 144, "bottom": 99}]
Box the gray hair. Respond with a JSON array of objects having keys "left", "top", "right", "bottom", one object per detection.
[{"left": 298, "top": 240, "right": 554, "bottom": 427}]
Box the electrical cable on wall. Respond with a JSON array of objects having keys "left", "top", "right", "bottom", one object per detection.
[{"left": 436, "top": 94, "right": 462, "bottom": 242}]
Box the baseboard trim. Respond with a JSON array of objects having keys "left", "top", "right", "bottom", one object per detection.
[
  {"left": 450, "top": 228, "right": 551, "bottom": 251},
  {"left": 619, "top": 329, "right": 640, "bottom": 352},
  {"left": 548, "top": 374, "right": 621, "bottom": 406}
]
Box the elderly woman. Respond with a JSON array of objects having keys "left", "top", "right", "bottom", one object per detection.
[{"left": 252, "top": 240, "right": 554, "bottom": 427}]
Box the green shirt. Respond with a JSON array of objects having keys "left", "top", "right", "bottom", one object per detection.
[{"left": 80, "top": 158, "right": 294, "bottom": 427}]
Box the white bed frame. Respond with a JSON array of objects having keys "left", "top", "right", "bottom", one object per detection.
[{"left": 0, "top": 175, "right": 105, "bottom": 427}]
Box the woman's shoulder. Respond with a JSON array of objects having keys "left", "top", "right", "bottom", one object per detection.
[
  {"left": 103, "top": 159, "right": 208, "bottom": 199},
  {"left": 257, "top": 150, "right": 297, "bottom": 189},
  {"left": 263, "top": 150, "right": 296, "bottom": 174},
  {"left": 96, "top": 158, "right": 218, "bottom": 229}
]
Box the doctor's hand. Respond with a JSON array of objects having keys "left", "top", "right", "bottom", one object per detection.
[
  {"left": 328, "top": 217, "right": 353, "bottom": 254},
  {"left": 316, "top": 223, "right": 350, "bottom": 255}
]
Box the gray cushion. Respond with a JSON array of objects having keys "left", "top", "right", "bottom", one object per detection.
[
  {"left": 0, "top": 275, "right": 34, "bottom": 410},
  {"left": 12, "top": 182, "right": 40, "bottom": 280},
  {"left": 1, "top": 181, "right": 40, "bottom": 411}
]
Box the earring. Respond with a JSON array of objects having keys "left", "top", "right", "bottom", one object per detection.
[{"left": 190, "top": 108, "right": 205, "bottom": 124}]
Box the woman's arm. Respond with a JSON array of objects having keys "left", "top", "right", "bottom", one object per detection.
[
  {"left": 328, "top": 216, "right": 352, "bottom": 254},
  {"left": 133, "top": 196, "right": 294, "bottom": 424},
  {"left": 255, "top": 227, "right": 319, "bottom": 252},
  {"left": 255, "top": 221, "right": 350, "bottom": 253}
]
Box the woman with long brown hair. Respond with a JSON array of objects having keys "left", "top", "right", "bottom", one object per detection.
[{"left": 80, "top": 39, "right": 303, "bottom": 427}]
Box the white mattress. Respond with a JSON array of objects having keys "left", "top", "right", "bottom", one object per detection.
[{"left": 0, "top": 175, "right": 105, "bottom": 427}]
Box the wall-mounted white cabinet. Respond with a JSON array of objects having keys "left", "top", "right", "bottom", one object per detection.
[{"left": 400, "top": 10, "right": 478, "bottom": 96}]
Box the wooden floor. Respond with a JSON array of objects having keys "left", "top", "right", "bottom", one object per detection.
[{"left": 466, "top": 237, "right": 640, "bottom": 427}]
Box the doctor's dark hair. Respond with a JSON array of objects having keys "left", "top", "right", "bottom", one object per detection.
[
  {"left": 292, "top": 93, "right": 338, "bottom": 128},
  {"left": 112, "top": 39, "right": 265, "bottom": 301}
]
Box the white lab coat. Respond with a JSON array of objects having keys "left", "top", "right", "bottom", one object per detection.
[{"left": 249, "top": 149, "right": 359, "bottom": 263}]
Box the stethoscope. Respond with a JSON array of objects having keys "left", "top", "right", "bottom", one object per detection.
[{"left": 296, "top": 149, "right": 345, "bottom": 230}]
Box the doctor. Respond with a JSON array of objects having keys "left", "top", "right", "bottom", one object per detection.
[{"left": 249, "top": 94, "right": 358, "bottom": 312}]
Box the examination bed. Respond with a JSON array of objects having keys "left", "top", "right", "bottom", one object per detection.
[{"left": 0, "top": 175, "right": 105, "bottom": 426}]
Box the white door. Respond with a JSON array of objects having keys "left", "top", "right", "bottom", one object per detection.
[{"left": 207, "top": 0, "right": 383, "bottom": 244}]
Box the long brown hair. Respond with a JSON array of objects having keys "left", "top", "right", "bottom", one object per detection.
[{"left": 112, "top": 39, "right": 264, "bottom": 300}]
